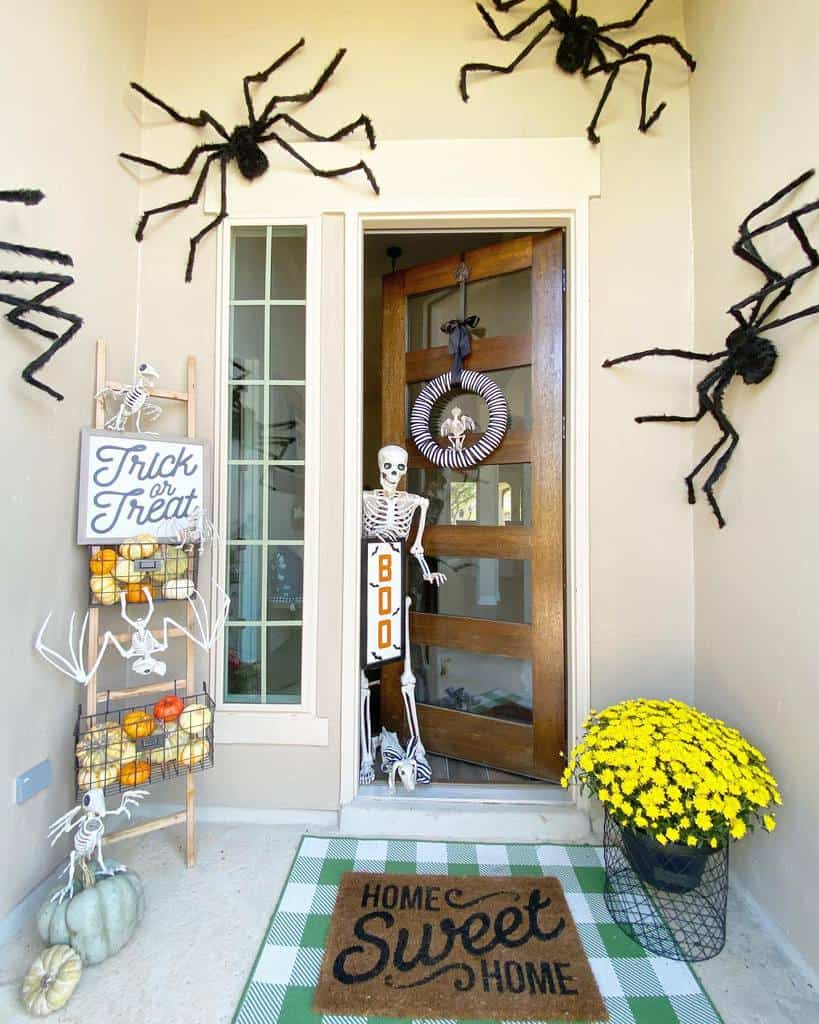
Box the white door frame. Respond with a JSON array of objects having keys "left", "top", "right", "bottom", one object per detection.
[{"left": 340, "top": 203, "right": 592, "bottom": 806}]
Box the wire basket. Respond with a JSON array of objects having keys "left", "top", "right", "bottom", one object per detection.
[
  {"left": 603, "top": 812, "right": 728, "bottom": 961},
  {"left": 74, "top": 684, "right": 214, "bottom": 797},
  {"left": 87, "top": 539, "right": 199, "bottom": 607}
]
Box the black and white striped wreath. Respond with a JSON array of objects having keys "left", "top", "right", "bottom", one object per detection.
[{"left": 409, "top": 369, "right": 509, "bottom": 469}]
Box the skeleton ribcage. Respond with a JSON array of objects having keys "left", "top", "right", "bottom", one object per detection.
[
  {"left": 362, "top": 492, "right": 418, "bottom": 540},
  {"left": 122, "top": 385, "right": 147, "bottom": 412},
  {"left": 74, "top": 817, "right": 104, "bottom": 856}
]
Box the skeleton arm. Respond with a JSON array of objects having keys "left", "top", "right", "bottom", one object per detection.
[
  {"left": 105, "top": 789, "right": 149, "bottom": 821},
  {"left": 409, "top": 496, "right": 446, "bottom": 586},
  {"left": 47, "top": 805, "right": 84, "bottom": 845}
]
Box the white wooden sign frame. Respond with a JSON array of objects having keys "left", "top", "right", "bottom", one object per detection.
[{"left": 77, "top": 427, "right": 209, "bottom": 545}]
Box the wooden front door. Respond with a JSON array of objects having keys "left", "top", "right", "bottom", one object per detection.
[{"left": 380, "top": 232, "right": 565, "bottom": 780}]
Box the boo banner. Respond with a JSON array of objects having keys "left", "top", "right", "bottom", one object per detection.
[{"left": 77, "top": 428, "right": 208, "bottom": 544}]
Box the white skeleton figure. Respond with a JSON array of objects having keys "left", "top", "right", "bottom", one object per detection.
[
  {"left": 440, "top": 405, "right": 477, "bottom": 451},
  {"left": 35, "top": 584, "right": 230, "bottom": 684},
  {"left": 47, "top": 788, "right": 148, "bottom": 904},
  {"left": 171, "top": 505, "right": 217, "bottom": 554},
  {"left": 95, "top": 361, "right": 162, "bottom": 433}
]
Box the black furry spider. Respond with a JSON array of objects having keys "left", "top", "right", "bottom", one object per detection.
[
  {"left": 604, "top": 170, "right": 819, "bottom": 528},
  {"left": 0, "top": 189, "right": 83, "bottom": 400},
  {"left": 459, "top": 0, "right": 695, "bottom": 143},
  {"left": 120, "top": 38, "right": 379, "bottom": 282}
]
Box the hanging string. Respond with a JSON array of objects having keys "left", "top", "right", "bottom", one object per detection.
[
  {"left": 132, "top": 242, "right": 144, "bottom": 378},
  {"left": 440, "top": 259, "right": 478, "bottom": 385}
]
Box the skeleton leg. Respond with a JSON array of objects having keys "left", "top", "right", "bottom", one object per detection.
[
  {"left": 400, "top": 597, "right": 431, "bottom": 784},
  {"left": 359, "top": 672, "right": 376, "bottom": 785},
  {"left": 51, "top": 851, "right": 78, "bottom": 904}
]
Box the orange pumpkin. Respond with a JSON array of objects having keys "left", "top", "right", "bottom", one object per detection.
[
  {"left": 153, "top": 695, "right": 185, "bottom": 722},
  {"left": 89, "top": 548, "right": 117, "bottom": 577},
  {"left": 119, "top": 760, "right": 151, "bottom": 786},
  {"left": 124, "top": 582, "right": 155, "bottom": 604},
  {"left": 123, "top": 710, "right": 155, "bottom": 740}
]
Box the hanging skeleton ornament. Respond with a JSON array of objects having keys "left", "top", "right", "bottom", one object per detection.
[
  {"left": 409, "top": 262, "right": 509, "bottom": 469},
  {"left": 171, "top": 505, "right": 217, "bottom": 554},
  {"left": 95, "top": 361, "right": 162, "bottom": 433},
  {"left": 0, "top": 188, "right": 83, "bottom": 400},
  {"left": 604, "top": 169, "right": 819, "bottom": 528},
  {"left": 35, "top": 584, "right": 230, "bottom": 684},
  {"left": 47, "top": 788, "right": 148, "bottom": 904}
]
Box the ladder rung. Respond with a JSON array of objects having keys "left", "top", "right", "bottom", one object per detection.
[{"left": 97, "top": 679, "right": 186, "bottom": 702}]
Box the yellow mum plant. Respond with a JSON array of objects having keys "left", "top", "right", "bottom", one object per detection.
[{"left": 562, "top": 699, "right": 781, "bottom": 850}]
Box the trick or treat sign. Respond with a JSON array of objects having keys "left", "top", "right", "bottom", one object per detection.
[
  {"left": 313, "top": 873, "right": 608, "bottom": 1022},
  {"left": 361, "top": 540, "right": 405, "bottom": 670},
  {"left": 77, "top": 428, "right": 208, "bottom": 544}
]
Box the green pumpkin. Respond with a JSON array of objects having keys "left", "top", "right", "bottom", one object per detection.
[
  {"left": 21, "top": 944, "right": 82, "bottom": 1016},
  {"left": 37, "top": 869, "right": 144, "bottom": 965}
]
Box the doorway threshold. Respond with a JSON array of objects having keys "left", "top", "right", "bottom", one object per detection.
[{"left": 340, "top": 784, "right": 591, "bottom": 843}]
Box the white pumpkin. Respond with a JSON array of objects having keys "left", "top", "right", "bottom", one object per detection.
[
  {"left": 150, "top": 546, "right": 189, "bottom": 582},
  {"left": 89, "top": 574, "right": 120, "bottom": 606},
  {"left": 178, "top": 737, "right": 210, "bottom": 768},
  {"left": 163, "top": 577, "right": 195, "bottom": 601},
  {"left": 178, "top": 703, "right": 212, "bottom": 736},
  {"left": 77, "top": 763, "right": 119, "bottom": 790},
  {"left": 21, "top": 944, "right": 82, "bottom": 1016},
  {"left": 112, "top": 557, "right": 141, "bottom": 584},
  {"left": 119, "top": 534, "right": 159, "bottom": 560},
  {"left": 149, "top": 722, "right": 190, "bottom": 765}
]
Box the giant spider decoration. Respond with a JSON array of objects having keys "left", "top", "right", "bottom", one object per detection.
[
  {"left": 0, "top": 189, "right": 83, "bottom": 400},
  {"left": 604, "top": 169, "right": 819, "bottom": 528},
  {"left": 459, "top": 0, "right": 695, "bottom": 143},
  {"left": 120, "top": 38, "right": 379, "bottom": 282}
]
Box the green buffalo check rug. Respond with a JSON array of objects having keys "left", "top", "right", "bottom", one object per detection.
[{"left": 232, "top": 837, "right": 724, "bottom": 1024}]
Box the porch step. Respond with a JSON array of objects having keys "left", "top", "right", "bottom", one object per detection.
[{"left": 339, "top": 787, "right": 591, "bottom": 843}]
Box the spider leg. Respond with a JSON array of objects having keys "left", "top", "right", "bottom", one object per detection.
[
  {"left": 256, "top": 48, "right": 348, "bottom": 125},
  {"left": 0, "top": 289, "right": 82, "bottom": 400},
  {"left": 260, "top": 132, "right": 380, "bottom": 195},
  {"left": 119, "top": 143, "right": 224, "bottom": 176},
  {"left": 626, "top": 34, "right": 696, "bottom": 72},
  {"left": 242, "top": 38, "right": 306, "bottom": 123},
  {"left": 459, "top": 22, "right": 555, "bottom": 102},
  {"left": 484, "top": 0, "right": 530, "bottom": 11},
  {"left": 697, "top": 384, "right": 738, "bottom": 528},
  {"left": 261, "top": 112, "right": 376, "bottom": 151},
  {"left": 134, "top": 149, "right": 218, "bottom": 245},
  {"left": 763, "top": 300, "right": 819, "bottom": 333},
  {"left": 1, "top": 271, "right": 74, "bottom": 338},
  {"left": 0, "top": 240, "right": 73, "bottom": 266},
  {"left": 0, "top": 189, "right": 44, "bottom": 205},
  {"left": 184, "top": 155, "right": 228, "bottom": 282},
  {"left": 603, "top": 346, "right": 726, "bottom": 368},
  {"left": 585, "top": 51, "right": 666, "bottom": 142},
  {"left": 599, "top": 0, "right": 655, "bottom": 32},
  {"left": 128, "top": 82, "right": 229, "bottom": 139},
  {"left": 474, "top": 2, "right": 554, "bottom": 43}
]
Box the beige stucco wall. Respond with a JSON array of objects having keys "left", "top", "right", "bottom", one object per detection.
[
  {"left": 0, "top": 1, "right": 147, "bottom": 919},
  {"left": 685, "top": 0, "right": 819, "bottom": 974},
  {"left": 131, "top": 0, "right": 697, "bottom": 812}
]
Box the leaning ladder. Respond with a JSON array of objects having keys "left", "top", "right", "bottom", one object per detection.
[{"left": 85, "top": 339, "right": 199, "bottom": 866}]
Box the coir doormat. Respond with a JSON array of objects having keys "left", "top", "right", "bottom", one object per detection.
[
  {"left": 314, "top": 872, "right": 607, "bottom": 1021},
  {"left": 233, "top": 837, "right": 725, "bottom": 1024}
]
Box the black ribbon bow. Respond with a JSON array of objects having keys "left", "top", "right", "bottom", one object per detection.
[{"left": 440, "top": 315, "right": 480, "bottom": 385}]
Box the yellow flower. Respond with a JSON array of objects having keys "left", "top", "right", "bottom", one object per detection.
[
  {"left": 763, "top": 815, "right": 776, "bottom": 832},
  {"left": 710, "top": 837, "right": 719, "bottom": 849},
  {"left": 656, "top": 834, "right": 668, "bottom": 846},
  {"left": 723, "top": 796, "right": 741, "bottom": 820},
  {"left": 579, "top": 753, "right": 595, "bottom": 772},
  {"left": 686, "top": 835, "right": 698, "bottom": 847},
  {"left": 665, "top": 827, "right": 680, "bottom": 842},
  {"left": 598, "top": 789, "right": 610, "bottom": 803},
  {"left": 730, "top": 819, "right": 747, "bottom": 840},
  {"left": 695, "top": 811, "right": 713, "bottom": 831}
]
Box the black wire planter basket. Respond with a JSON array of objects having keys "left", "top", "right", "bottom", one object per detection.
[{"left": 603, "top": 813, "right": 728, "bottom": 962}]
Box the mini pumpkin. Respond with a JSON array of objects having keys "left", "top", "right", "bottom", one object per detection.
[
  {"left": 112, "top": 557, "right": 141, "bottom": 584},
  {"left": 77, "top": 763, "right": 119, "bottom": 790},
  {"left": 178, "top": 737, "right": 210, "bottom": 767},
  {"left": 89, "top": 574, "right": 120, "bottom": 606},
  {"left": 122, "top": 710, "right": 155, "bottom": 740},
  {"left": 21, "top": 944, "right": 82, "bottom": 1016},
  {"left": 153, "top": 695, "right": 185, "bottom": 722},
  {"left": 88, "top": 548, "right": 117, "bottom": 577},
  {"left": 119, "top": 534, "right": 158, "bottom": 560},
  {"left": 163, "top": 577, "right": 195, "bottom": 601},
  {"left": 178, "top": 703, "right": 212, "bottom": 736},
  {"left": 149, "top": 722, "right": 189, "bottom": 765},
  {"left": 124, "top": 581, "right": 155, "bottom": 604},
  {"left": 149, "top": 546, "right": 188, "bottom": 582},
  {"left": 119, "top": 760, "right": 151, "bottom": 786}
]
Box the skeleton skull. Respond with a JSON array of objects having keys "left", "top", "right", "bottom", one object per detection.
[{"left": 378, "top": 444, "right": 408, "bottom": 496}]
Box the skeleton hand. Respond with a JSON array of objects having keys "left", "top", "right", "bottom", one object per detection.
[
  {"left": 359, "top": 757, "right": 376, "bottom": 786},
  {"left": 423, "top": 570, "right": 447, "bottom": 586},
  {"left": 110, "top": 789, "right": 149, "bottom": 820},
  {"left": 51, "top": 882, "right": 75, "bottom": 905}
]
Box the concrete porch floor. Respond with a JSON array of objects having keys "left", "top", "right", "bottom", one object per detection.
[{"left": 1, "top": 823, "right": 817, "bottom": 1024}]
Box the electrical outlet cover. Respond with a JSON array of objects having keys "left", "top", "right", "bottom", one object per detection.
[{"left": 15, "top": 759, "right": 51, "bottom": 804}]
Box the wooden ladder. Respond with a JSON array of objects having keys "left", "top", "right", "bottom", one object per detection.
[{"left": 86, "top": 339, "right": 199, "bottom": 866}]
